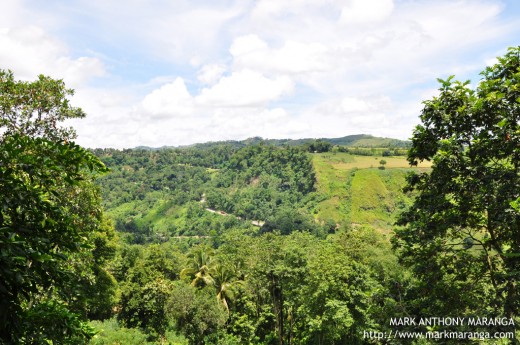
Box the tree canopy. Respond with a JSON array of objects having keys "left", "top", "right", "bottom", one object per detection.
[
  {"left": 0, "top": 69, "right": 115, "bottom": 343},
  {"left": 394, "top": 47, "right": 520, "bottom": 333}
]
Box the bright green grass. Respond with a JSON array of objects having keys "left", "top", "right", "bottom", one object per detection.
[
  {"left": 311, "top": 153, "right": 353, "bottom": 224},
  {"left": 105, "top": 195, "right": 187, "bottom": 235},
  {"left": 312, "top": 153, "right": 428, "bottom": 231},
  {"left": 350, "top": 169, "right": 412, "bottom": 233},
  {"left": 89, "top": 318, "right": 188, "bottom": 345}
]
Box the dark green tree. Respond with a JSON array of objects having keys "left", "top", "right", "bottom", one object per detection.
[
  {"left": 168, "top": 283, "right": 228, "bottom": 345},
  {"left": 0, "top": 69, "right": 110, "bottom": 343},
  {"left": 117, "top": 243, "right": 184, "bottom": 339},
  {"left": 394, "top": 47, "right": 520, "bottom": 334}
]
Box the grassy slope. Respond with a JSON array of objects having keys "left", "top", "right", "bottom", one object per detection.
[{"left": 312, "top": 152, "right": 431, "bottom": 232}]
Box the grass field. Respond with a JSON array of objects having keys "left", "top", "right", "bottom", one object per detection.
[
  {"left": 313, "top": 152, "right": 432, "bottom": 170},
  {"left": 312, "top": 152, "right": 430, "bottom": 232}
]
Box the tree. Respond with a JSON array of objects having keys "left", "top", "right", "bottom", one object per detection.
[
  {"left": 168, "top": 283, "right": 228, "bottom": 345},
  {"left": 180, "top": 245, "right": 216, "bottom": 287},
  {"left": 306, "top": 139, "right": 332, "bottom": 153},
  {"left": 0, "top": 69, "right": 111, "bottom": 343},
  {"left": 211, "top": 263, "right": 243, "bottom": 313},
  {"left": 0, "top": 70, "right": 85, "bottom": 141},
  {"left": 117, "top": 243, "right": 184, "bottom": 339},
  {"left": 393, "top": 47, "right": 520, "bottom": 333},
  {"left": 298, "top": 240, "right": 379, "bottom": 344}
]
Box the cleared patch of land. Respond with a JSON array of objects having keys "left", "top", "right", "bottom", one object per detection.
[
  {"left": 314, "top": 152, "right": 432, "bottom": 170},
  {"left": 312, "top": 152, "right": 431, "bottom": 232}
]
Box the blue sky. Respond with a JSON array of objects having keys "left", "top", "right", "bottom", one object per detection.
[{"left": 1, "top": 0, "right": 519, "bottom": 148}]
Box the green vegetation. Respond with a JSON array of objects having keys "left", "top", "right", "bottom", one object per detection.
[
  {"left": 3, "top": 47, "right": 520, "bottom": 344},
  {"left": 186, "top": 134, "right": 410, "bottom": 151},
  {"left": 311, "top": 152, "right": 430, "bottom": 231},
  {"left": 0, "top": 70, "right": 116, "bottom": 344},
  {"left": 394, "top": 47, "right": 520, "bottom": 334},
  {"left": 81, "top": 141, "right": 424, "bottom": 344}
]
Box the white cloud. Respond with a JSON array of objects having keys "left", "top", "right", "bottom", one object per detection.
[
  {"left": 0, "top": 26, "right": 104, "bottom": 86},
  {"left": 196, "top": 70, "right": 294, "bottom": 107},
  {"left": 1, "top": 0, "right": 518, "bottom": 148},
  {"left": 91, "top": 72, "right": 298, "bottom": 148},
  {"left": 340, "top": 0, "right": 394, "bottom": 25},
  {"left": 141, "top": 78, "right": 194, "bottom": 118},
  {"left": 296, "top": 95, "right": 396, "bottom": 139},
  {"left": 0, "top": 0, "right": 33, "bottom": 27},
  {"left": 229, "top": 35, "right": 268, "bottom": 57},
  {"left": 207, "top": 107, "right": 294, "bottom": 139},
  {"left": 231, "top": 35, "right": 329, "bottom": 76},
  {"left": 76, "top": 0, "right": 246, "bottom": 65},
  {"left": 197, "top": 63, "right": 227, "bottom": 85},
  {"left": 341, "top": 97, "right": 371, "bottom": 113}
]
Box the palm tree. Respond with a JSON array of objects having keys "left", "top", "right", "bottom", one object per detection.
[
  {"left": 180, "top": 246, "right": 244, "bottom": 312},
  {"left": 180, "top": 245, "right": 215, "bottom": 288},
  {"left": 210, "top": 264, "right": 243, "bottom": 312}
]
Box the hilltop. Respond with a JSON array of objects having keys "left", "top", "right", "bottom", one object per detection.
[{"left": 134, "top": 134, "right": 411, "bottom": 151}]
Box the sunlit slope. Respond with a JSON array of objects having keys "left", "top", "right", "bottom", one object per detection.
[{"left": 312, "top": 152, "right": 431, "bottom": 232}]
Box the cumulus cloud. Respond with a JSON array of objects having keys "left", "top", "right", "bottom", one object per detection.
[
  {"left": 316, "top": 96, "right": 392, "bottom": 129},
  {"left": 141, "top": 78, "right": 194, "bottom": 118},
  {"left": 231, "top": 35, "right": 329, "bottom": 75},
  {"left": 340, "top": 97, "right": 372, "bottom": 113},
  {"left": 196, "top": 70, "right": 294, "bottom": 107},
  {"left": 0, "top": 26, "right": 104, "bottom": 86}
]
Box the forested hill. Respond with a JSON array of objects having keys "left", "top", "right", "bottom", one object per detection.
[
  {"left": 92, "top": 137, "right": 416, "bottom": 244},
  {"left": 93, "top": 143, "right": 320, "bottom": 243}
]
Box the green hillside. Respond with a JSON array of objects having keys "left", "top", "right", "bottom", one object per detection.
[
  {"left": 311, "top": 152, "right": 430, "bottom": 232},
  {"left": 94, "top": 143, "right": 425, "bottom": 242}
]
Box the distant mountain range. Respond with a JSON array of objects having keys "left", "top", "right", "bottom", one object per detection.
[{"left": 135, "top": 134, "right": 411, "bottom": 150}]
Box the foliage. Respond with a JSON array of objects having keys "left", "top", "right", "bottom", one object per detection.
[
  {"left": 88, "top": 123, "right": 427, "bottom": 343},
  {"left": 89, "top": 318, "right": 158, "bottom": 345},
  {"left": 168, "top": 283, "right": 228, "bottom": 345},
  {"left": 180, "top": 245, "right": 216, "bottom": 288},
  {"left": 21, "top": 301, "right": 97, "bottom": 344},
  {"left": 94, "top": 143, "right": 318, "bottom": 243},
  {"left": 212, "top": 231, "right": 400, "bottom": 345},
  {"left": 117, "top": 243, "right": 184, "bottom": 338},
  {"left": 304, "top": 139, "right": 332, "bottom": 153},
  {"left": 0, "top": 69, "right": 113, "bottom": 343},
  {"left": 260, "top": 206, "right": 321, "bottom": 236},
  {"left": 0, "top": 69, "right": 85, "bottom": 141},
  {"left": 394, "top": 47, "right": 520, "bottom": 332}
]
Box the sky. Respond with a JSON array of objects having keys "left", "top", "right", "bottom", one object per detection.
[{"left": 1, "top": 0, "right": 519, "bottom": 148}]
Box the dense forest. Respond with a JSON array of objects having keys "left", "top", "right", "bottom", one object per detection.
[
  {"left": 89, "top": 141, "right": 414, "bottom": 344},
  {"left": 1, "top": 48, "right": 520, "bottom": 344}
]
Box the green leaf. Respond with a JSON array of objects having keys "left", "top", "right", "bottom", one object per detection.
[{"left": 497, "top": 118, "right": 508, "bottom": 128}]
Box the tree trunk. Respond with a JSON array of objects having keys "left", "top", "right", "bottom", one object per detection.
[{"left": 270, "top": 272, "right": 284, "bottom": 345}]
